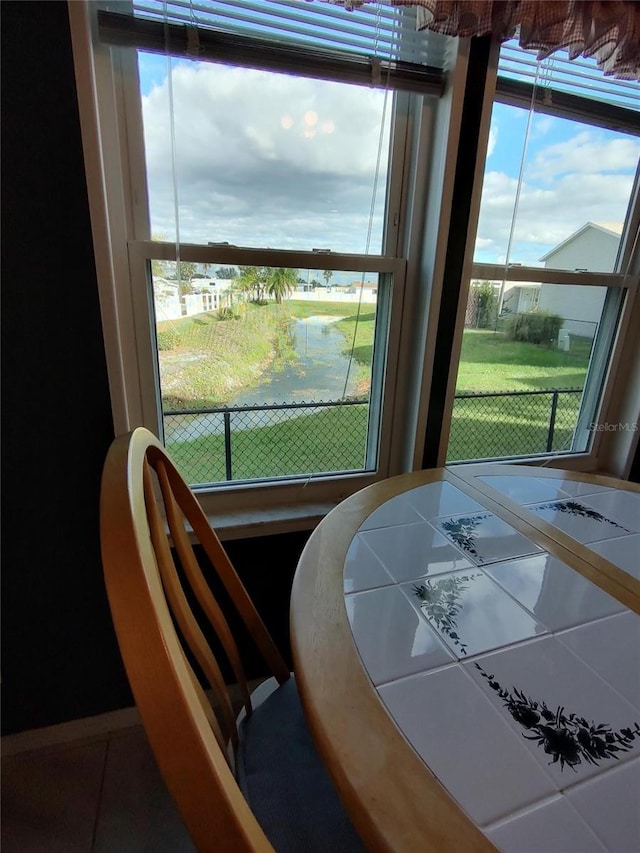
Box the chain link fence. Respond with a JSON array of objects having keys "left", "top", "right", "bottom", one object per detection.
[
  {"left": 164, "top": 399, "right": 369, "bottom": 485},
  {"left": 164, "top": 388, "right": 584, "bottom": 484},
  {"left": 447, "top": 388, "right": 583, "bottom": 462}
]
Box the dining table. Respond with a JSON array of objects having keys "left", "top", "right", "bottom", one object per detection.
[{"left": 290, "top": 464, "right": 640, "bottom": 853}]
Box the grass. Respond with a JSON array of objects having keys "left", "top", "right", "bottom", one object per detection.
[
  {"left": 158, "top": 302, "right": 594, "bottom": 480},
  {"left": 157, "top": 303, "right": 297, "bottom": 408},
  {"left": 166, "top": 404, "right": 369, "bottom": 484},
  {"left": 455, "top": 329, "right": 592, "bottom": 392}
]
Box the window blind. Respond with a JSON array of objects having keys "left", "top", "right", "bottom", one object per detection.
[
  {"left": 497, "top": 39, "right": 640, "bottom": 136},
  {"left": 98, "top": 0, "right": 449, "bottom": 94}
]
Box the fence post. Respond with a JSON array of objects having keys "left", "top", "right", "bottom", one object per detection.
[
  {"left": 223, "top": 411, "right": 232, "bottom": 481},
  {"left": 546, "top": 390, "right": 559, "bottom": 452}
]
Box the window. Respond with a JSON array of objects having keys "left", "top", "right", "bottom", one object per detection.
[
  {"left": 71, "top": 4, "right": 639, "bottom": 533},
  {"left": 71, "top": 0, "right": 460, "bottom": 527},
  {"left": 446, "top": 40, "right": 640, "bottom": 465}
]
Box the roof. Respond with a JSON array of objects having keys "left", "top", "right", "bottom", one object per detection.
[{"left": 539, "top": 221, "right": 623, "bottom": 262}]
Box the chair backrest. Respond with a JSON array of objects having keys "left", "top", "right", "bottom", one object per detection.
[{"left": 100, "top": 427, "right": 290, "bottom": 852}]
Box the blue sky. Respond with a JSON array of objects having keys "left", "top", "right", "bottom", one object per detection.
[{"left": 137, "top": 51, "right": 639, "bottom": 269}]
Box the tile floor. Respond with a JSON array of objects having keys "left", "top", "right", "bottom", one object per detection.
[{"left": 2, "top": 727, "right": 195, "bottom": 852}]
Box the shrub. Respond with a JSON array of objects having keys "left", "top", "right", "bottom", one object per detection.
[
  {"left": 475, "top": 281, "right": 498, "bottom": 329},
  {"left": 506, "top": 312, "right": 563, "bottom": 346},
  {"left": 216, "top": 306, "right": 239, "bottom": 321}
]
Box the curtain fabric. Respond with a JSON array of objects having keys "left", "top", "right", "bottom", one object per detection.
[{"left": 327, "top": 1, "right": 640, "bottom": 79}]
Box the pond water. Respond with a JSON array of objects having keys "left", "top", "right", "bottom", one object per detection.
[
  {"left": 164, "top": 315, "right": 360, "bottom": 442},
  {"left": 232, "top": 315, "right": 354, "bottom": 406}
]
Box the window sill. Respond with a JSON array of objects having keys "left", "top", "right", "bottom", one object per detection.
[{"left": 201, "top": 500, "right": 336, "bottom": 542}]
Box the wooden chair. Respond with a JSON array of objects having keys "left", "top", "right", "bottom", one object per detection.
[{"left": 100, "top": 427, "right": 365, "bottom": 853}]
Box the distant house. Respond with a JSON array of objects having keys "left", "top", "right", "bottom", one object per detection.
[
  {"left": 153, "top": 278, "right": 182, "bottom": 321},
  {"left": 501, "top": 222, "right": 622, "bottom": 341},
  {"left": 538, "top": 222, "right": 622, "bottom": 340}
]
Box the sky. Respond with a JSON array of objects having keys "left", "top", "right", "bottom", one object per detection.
[{"left": 137, "top": 48, "right": 640, "bottom": 271}]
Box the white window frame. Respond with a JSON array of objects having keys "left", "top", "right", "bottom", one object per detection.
[
  {"left": 70, "top": 1, "right": 638, "bottom": 536},
  {"left": 68, "top": 1, "right": 473, "bottom": 535},
  {"left": 436, "top": 43, "right": 640, "bottom": 477}
]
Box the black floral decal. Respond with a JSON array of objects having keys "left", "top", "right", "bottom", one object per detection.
[
  {"left": 438, "top": 514, "right": 492, "bottom": 562},
  {"left": 475, "top": 663, "right": 640, "bottom": 772},
  {"left": 534, "top": 500, "right": 629, "bottom": 532},
  {"left": 413, "top": 573, "right": 483, "bottom": 654}
]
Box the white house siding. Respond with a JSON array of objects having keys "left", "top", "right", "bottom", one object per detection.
[
  {"left": 537, "top": 225, "right": 619, "bottom": 340},
  {"left": 542, "top": 227, "right": 620, "bottom": 274},
  {"left": 538, "top": 285, "right": 605, "bottom": 338}
]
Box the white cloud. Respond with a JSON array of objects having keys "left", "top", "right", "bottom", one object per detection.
[
  {"left": 529, "top": 131, "right": 640, "bottom": 181},
  {"left": 486, "top": 125, "right": 497, "bottom": 158},
  {"left": 475, "top": 128, "right": 638, "bottom": 263},
  {"left": 141, "top": 63, "right": 391, "bottom": 251}
]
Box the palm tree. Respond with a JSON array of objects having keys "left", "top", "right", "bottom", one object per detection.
[
  {"left": 322, "top": 269, "right": 333, "bottom": 288},
  {"left": 267, "top": 267, "right": 297, "bottom": 304}
]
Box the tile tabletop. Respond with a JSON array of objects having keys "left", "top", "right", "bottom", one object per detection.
[{"left": 343, "top": 475, "right": 640, "bottom": 853}]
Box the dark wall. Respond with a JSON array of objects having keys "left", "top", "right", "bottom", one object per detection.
[
  {"left": 1, "top": 0, "right": 126, "bottom": 734},
  {"left": 1, "top": 1, "right": 308, "bottom": 735}
]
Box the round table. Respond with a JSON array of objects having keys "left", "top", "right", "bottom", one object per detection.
[{"left": 291, "top": 465, "right": 640, "bottom": 853}]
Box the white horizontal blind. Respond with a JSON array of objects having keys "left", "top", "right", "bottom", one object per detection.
[
  {"left": 499, "top": 39, "right": 640, "bottom": 111},
  {"left": 129, "top": 0, "right": 449, "bottom": 69}
]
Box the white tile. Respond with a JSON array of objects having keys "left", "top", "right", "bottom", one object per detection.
[
  {"left": 434, "top": 512, "right": 542, "bottom": 566},
  {"left": 541, "top": 478, "right": 615, "bottom": 498},
  {"left": 358, "top": 493, "right": 424, "bottom": 531},
  {"left": 1, "top": 740, "right": 106, "bottom": 853},
  {"left": 466, "top": 637, "right": 640, "bottom": 788},
  {"left": 579, "top": 490, "right": 640, "bottom": 534},
  {"left": 526, "top": 498, "right": 632, "bottom": 544},
  {"left": 359, "top": 522, "right": 473, "bottom": 583},
  {"left": 345, "top": 585, "right": 454, "bottom": 685},
  {"left": 343, "top": 534, "right": 394, "bottom": 593},
  {"left": 378, "top": 666, "right": 556, "bottom": 826},
  {"left": 567, "top": 759, "right": 640, "bottom": 853},
  {"left": 402, "top": 570, "right": 546, "bottom": 659},
  {"left": 403, "top": 481, "right": 485, "bottom": 522},
  {"left": 588, "top": 534, "right": 640, "bottom": 580},
  {"left": 94, "top": 729, "right": 194, "bottom": 852},
  {"left": 484, "top": 553, "right": 625, "bottom": 632},
  {"left": 558, "top": 612, "right": 640, "bottom": 711},
  {"left": 479, "top": 475, "right": 573, "bottom": 505},
  {"left": 486, "top": 796, "right": 606, "bottom": 853}
]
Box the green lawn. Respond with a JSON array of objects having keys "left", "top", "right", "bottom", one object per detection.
[
  {"left": 166, "top": 404, "right": 369, "bottom": 484},
  {"left": 455, "top": 329, "right": 592, "bottom": 392},
  {"left": 160, "top": 305, "right": 594, "bottom": 479}
]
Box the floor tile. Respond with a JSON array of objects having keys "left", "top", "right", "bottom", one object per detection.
[
  {"left": 93, "top": 729, "right": 194, "bottom": 852},
  {"left": 434, "top": 512, "right": 542, "bottom": 565},
  {"left": 589, "top": 533, "right": 640, "bottom": 581},
  {"left": 343, "top": 534, "right": 394, "bottom": 593},
  {"left": 378, "top": 666, "right": 556, "bottom": 826},
  {"left": 359, "top": 522, "right": 473, "bottom": 583},
  {"left": 1, "top": 739, "right": 106, "bottom": 853},
  {"left": 403, "top": 570, "right": 546, "bottom": 659},
  {"left": 486, "top": 796, "right": 606, "bottom": 853},
  {"left": 346, "top": 585, "right": 454, "bottom": 685},
  {"left": 466, "top": 637, "right": 640, "bottom": 789},
  {"left": 484, "top": 553, "right": 625, "bottom": 632},
  {"left": 557, "top": 611, "right": 640, "bottom": 711},
  {"left": 567, "top": 759, "right": 640, "bottom": 853}
]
